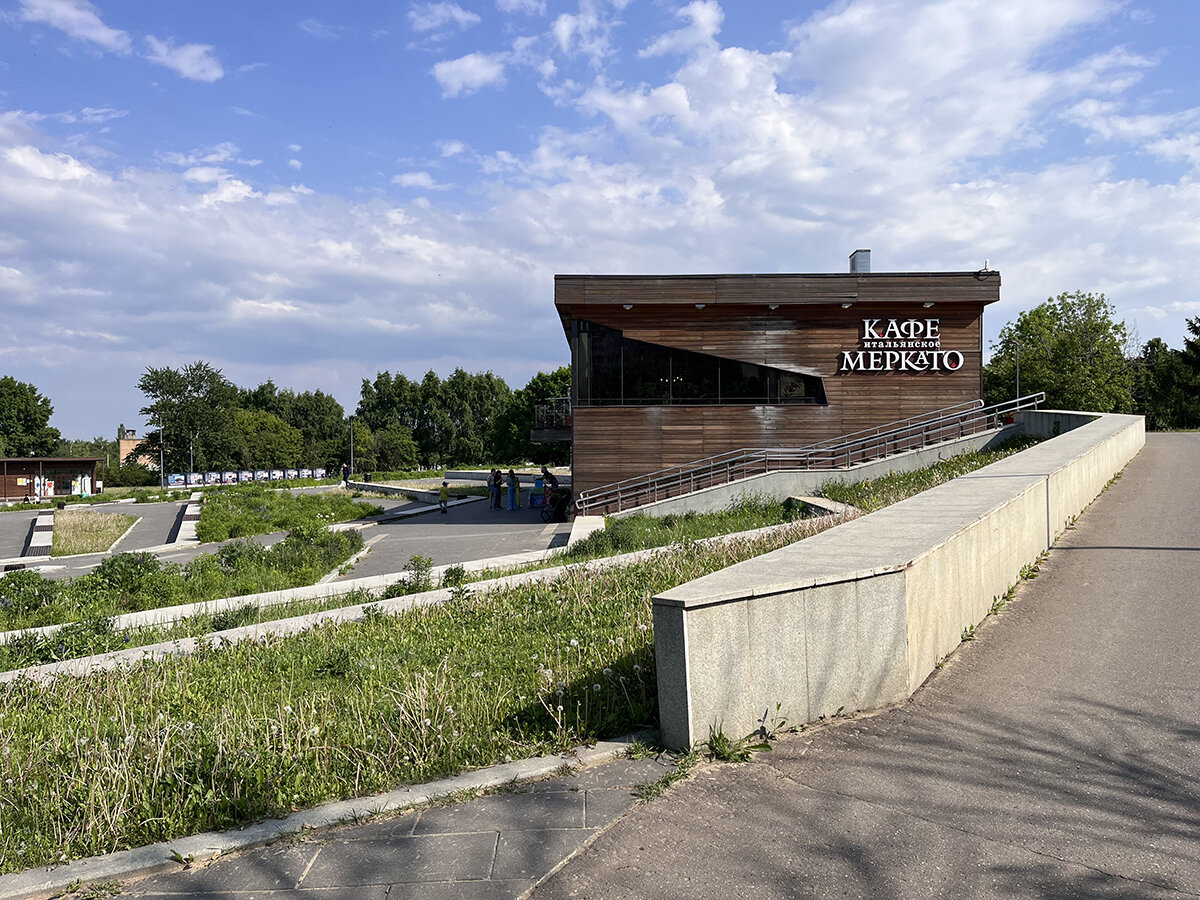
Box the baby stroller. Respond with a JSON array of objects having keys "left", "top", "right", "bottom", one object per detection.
[{"left": 540, "top": 487, "right": 572, "bottom": 523}]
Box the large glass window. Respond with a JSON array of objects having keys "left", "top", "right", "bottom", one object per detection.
[{"left": 573, "top": 320, "right": 826, "bottom": 407}]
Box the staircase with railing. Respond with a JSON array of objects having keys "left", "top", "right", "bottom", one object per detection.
[{"left": 575, "top": 393, "right": 1047, "bottom": 515}]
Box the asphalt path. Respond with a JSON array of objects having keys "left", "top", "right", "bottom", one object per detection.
[
  {"left": 330, "top": 499, "right": 572, "bottom": 580},
  {"left": 531, "top": 432, "right": 1200, "bottom": 899},
  {"left": 0, "top": 508, "right": 37, "bottom": 559}
]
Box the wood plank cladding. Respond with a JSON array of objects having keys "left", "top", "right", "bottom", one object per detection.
[{"left": 556, "top": 272, "right": 999, "bottom": 497}]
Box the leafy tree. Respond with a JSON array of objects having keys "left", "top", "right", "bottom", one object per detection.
[
  {"left": 103, "top": 462, "right": 158, "bottom": 487},
  {"left": 983, "top": 292, "right": 1134, "bottom": 413},
  {"left": 358, "top": 371, "right": 419, "bottom": 434},
  {"left": 492, "top": 367, "right": 572, "bottom": 465},
  {"left": 0, "top": 376, "right": 61, "bottom": 456},
  {"left": 231, "top": 409, "right": 303, "bottom": 468},
  {"left": 1181, "top": 316, "right": 1200, "bottom": 425},
  {"left": 287, "top": 390, "right": 346, "bottom": 468},
  {"left": 1131, "top": 337, "right": 1195, "bottom": 430},
  {"left": 357, "top": 368, "right": 511, "bottom": 467},
  {"left": 245, "top": 381, "right": 345, "bottom": 468},
  {"left": 132, "top": 362, "right": 241, "bottom": 472},
  {"left": 373, "top": 424, "right": 419, "bottom": 471}
]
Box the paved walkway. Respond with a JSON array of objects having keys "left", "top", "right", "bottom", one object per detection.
[
  {"left": 121, "top": 756, "right": 675, "bottom": 900},
  {"left": 330, "top": 502, "right": 571, "bottom": 580},
  {"left": 530, "top": 432, "right": 1200, "bottom": 899}
]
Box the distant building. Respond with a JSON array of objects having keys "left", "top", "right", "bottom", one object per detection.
[{"left": 118, "top": 428, "right": 157, "bottom": 469}]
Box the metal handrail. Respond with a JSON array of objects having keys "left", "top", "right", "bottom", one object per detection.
[{"left": 576, "top": 393, "right": 1045, "bottom": 515}]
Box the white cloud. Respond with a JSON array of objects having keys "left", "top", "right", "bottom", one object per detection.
[
  {"left": 144, "top": 36, "right": 224, "bottom": 82},
  {"left": 497, "top": 0, "right": 545, "bottom": 13},
  {"left": 239, "top": 62, "right": 268, "bottom": 73},
  {"left": 6, "top": 145, "right": 103, "bottom": 182},
  {"left": 640, "top": 0, "right": 723, "bottom": 58},
  {"left": 288, "top": 159, "right": 303, "bottom": 170},
  {"left": 160, "top": 142, "right": 256, "bottom": 168},
  {"left": 231, "top": 299, "right": 300, "bottom": 318},
  {"left": 182, "top": 166, "right": 224, "bottom": 183},
  {"left": 432, "top": 52, "right": 506, "bottom": 97},
  {"left": 392, "top": 171, "right": 451, "bottom": 190},
  {"left": 17, "top": 0, "right": 131, "bottom": 53},
  {"left": 79, "top": 107, "right": 127, "bottom": 124},
  {"left": 288, "top": 144, "right": 303, "bottom": 153},
  {"left": 409, "top": 3, "right": 482, "bottom": 33},
  {"left": 550, "top": 0, "right": 626, "bottom": 66}
]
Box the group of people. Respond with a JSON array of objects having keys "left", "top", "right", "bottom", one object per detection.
[{"left": 486, "top": 466, "right": 559, "bottom": 511}]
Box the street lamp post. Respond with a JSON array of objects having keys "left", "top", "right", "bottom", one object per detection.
[
  {"left": 157, "top": 411, "right": 165, "bottom": 489},
  {"left": 349, "top": 417, "right": 355, "bottom": 475},
  {"left": 1015, "top": 343, "right": 1021, "bottom": 400}
]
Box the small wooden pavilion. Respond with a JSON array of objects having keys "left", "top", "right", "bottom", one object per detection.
[{"left": 0, "top": 457, "right": 104, "bottom": 501}]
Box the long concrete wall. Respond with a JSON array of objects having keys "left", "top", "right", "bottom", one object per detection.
[{"left": 652, "top": 411, "right": 1144, "bottom": 749}]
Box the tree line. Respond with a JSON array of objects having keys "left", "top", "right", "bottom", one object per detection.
[
  {"left": 125, "top": 363, "right": 570, "bottom": 479},
  {"left": 981, "top": 291, "right": 1200, "bottom": 429},
  {"left": 0, "top": 364, "right": 570, "bottom": 486},
  {"left": 3, "top": 290, "right": 1196, "bottom": 486}
]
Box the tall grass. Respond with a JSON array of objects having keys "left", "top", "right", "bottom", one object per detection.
[
  {"left": 0, "top": 532, "right": 802, "bottom": 873},
  {"left": 0, "top": 526, "right": 364, "bottom": 635},
  {"left": 196, "top": 484, "right": 381, "bottom": 542},
  {"left": 565, "top": 496, "right": 809, "bottom": 559},
  {"left": 819, "top": 435, "right": 1043, "bottom": 512},
  {"left": 50, "top": 511, "right": 137, "bottom": 557}
]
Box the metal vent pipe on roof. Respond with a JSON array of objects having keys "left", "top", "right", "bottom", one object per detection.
[{"left": 850, "top": 249, "right": 871, "bottom": 273}]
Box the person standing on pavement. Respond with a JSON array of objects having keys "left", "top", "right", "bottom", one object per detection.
[
  {"left": 439, "top": 481, "right": 449, "bottom": 514},
  {"left": 488, "top": 468, "right": 499, "bottom": 509},
  {"left": 506, "top": 469, "right": 518, "bottom": 511},
  {"left": 341, "top": 462, "right": 350, "bottom": 486}
]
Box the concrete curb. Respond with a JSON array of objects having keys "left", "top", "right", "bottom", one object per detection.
[
  {"left": 568, "top": 515, "right": 605, "bottom": 547},
  {"left": 23, "top": 511, "right": 53, "bottom": 558},
  {"left": 0, "top": 734, "right": 646, "bottom": 900}
]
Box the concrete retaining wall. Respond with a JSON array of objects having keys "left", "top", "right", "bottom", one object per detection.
[
  {"left": 614, "top": 426, "right": 1023, "bottom": 518},
  {"left": 652, "top": 411, "right": 1144, "bottom": 749}
]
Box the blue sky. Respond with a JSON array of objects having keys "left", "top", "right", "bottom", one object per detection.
[{"left": 2, "top": 0, "right": 1199, "bottom": 438}]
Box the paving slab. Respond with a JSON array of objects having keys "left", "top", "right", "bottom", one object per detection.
[{"left": 92, "top": 750, "right": 671, "bottom": 900}]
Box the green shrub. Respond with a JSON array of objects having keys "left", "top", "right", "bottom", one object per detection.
[
  {"left": 0, "top": 529, "right": 364, "bottom": 635},
  {"left": 195, "top": 483, "right": 380, "bottom": 543}
]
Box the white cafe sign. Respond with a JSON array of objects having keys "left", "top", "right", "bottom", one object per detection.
[{"left": 838, "top": 318, "right": 964, "bottom": 373}]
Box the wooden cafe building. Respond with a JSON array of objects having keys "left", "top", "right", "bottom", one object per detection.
[{"left": 552, "top": 250, "right": 999, "bottom": 498}]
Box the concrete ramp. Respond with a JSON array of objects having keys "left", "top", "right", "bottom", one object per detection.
[{"left": 653, "top": 410, "right": 1145, "bottom": 748}]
